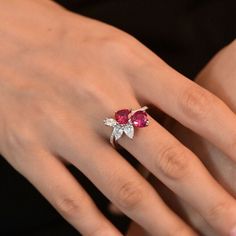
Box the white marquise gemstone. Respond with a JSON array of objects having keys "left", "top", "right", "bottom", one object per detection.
[
  {"left": 112, "top": 125, "right": 124, "bottom": 140},
  {"left": 104, "top": 118, "right": 117, "bottom": 127},
  {"left": 124, "top": 124, "right": 134, "bottom": 139}
]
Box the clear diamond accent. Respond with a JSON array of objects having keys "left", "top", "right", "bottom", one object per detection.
[
  {"left": 112, "top": 125, "right": 124, "bottom": 140},
  {"left": 124, "top": 124, "right": 134, "bottom": 139},
  {"left": 104, "top": 118, "right": 117, "bottom": 127},
  {"left": 104, "top": 106, "right": 149, "bottom": 146}
]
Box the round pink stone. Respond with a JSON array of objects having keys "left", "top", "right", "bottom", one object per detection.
[
  {"left": 115, "top": 109, "right": 131, "bottom": 124},
  {"left": 131, "top": 111, "right": 148, "bottom": 127}
]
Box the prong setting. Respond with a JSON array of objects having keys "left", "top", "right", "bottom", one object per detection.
[{"left": 104, "top": 106, "right": 149, "bottom": 147}]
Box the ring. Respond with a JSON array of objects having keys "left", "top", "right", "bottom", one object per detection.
[{"left": 104, "top": 106, "right": 149, "bottom": 147}]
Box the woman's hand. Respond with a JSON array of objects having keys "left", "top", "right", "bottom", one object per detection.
[
  {"left": 1, "top": 1, "right": 236, "bottom": 235},
  {"left": 128, "top": 40, "right": 236, "bottom": 236},
  {"left": 168, "top": 40, "right": 236, "bottom": 235}
]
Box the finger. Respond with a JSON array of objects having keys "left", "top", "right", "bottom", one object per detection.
[
  {"left": 118, "top": 115, "right": 236, "bottom": 235},
  {"left": 61, "top": 135, "right": 197, "bottom": 236},
  {"left": 7, "top": 148, "right": 122, "bottom": 236},
  {"left": 127, "top": 222, "right": 148, "bottom": 236},
  {"left": 131, "top": 58, "right": 236, "bottom": 163}
]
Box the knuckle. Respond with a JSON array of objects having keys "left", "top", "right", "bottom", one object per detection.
[
  {"left": 81, "top": 82, "right": 114, "bottom": 110},
  {"left": 101, "top": 33, "right": 138, "bottom": 60},
  {"left": 102, "top": 34, "right": 130, "bottom": 51},
  {"left": 180, "top": 85, "right": 213, "bottom": 120},
  {"left": 5, "top": 126, "right": 37, "bottom": 152},
  {"left": 55, "top": 196, "right": 82, "bottom": 219},
  {"left": 115, "top": 181, "right": 144, "bottom": 211},
  {"left": 81, "top": 82, "right": 104, "bottom": 102},
  {"left": 206, "top": 201, "right": 231, "bottom": 222},
  {"left": 1, "top": 125, "right": 43, "bottom": 170},
  {"left": 156, "top": 144, "right": 189, "bottom": 180}
]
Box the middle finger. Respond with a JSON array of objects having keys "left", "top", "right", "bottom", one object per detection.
[{"left": 56, "top": 130, "right": 196, "bottom": 235}]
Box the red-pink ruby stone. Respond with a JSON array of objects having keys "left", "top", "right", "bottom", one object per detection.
[
  {"left": 131, "top": 111, "right": 148, "bottom": 127},
  {"left": 115, "top": 109, "right": 131, "bottom": 124}
]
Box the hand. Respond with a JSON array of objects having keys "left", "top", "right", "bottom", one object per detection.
[
  {"left": 127, "top": 40, "right": 236, "bottom": 236},
  {"left": 169, "top": 40, "right": 236, "bottom": 235},
  {"left": 1, "top": 1, "right": 236, "bottom": 235}
]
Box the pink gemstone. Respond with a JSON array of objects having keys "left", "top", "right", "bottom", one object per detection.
[
  {"left": 115, "top": 109, "right": 131, "bottom": 124},
  {"left": 131, "top": 111, "right": 148, "bottom": 128}
]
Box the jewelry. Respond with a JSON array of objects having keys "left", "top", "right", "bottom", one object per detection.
[{"left": 104, "top": 106, "right": 149, "bottom": 147}]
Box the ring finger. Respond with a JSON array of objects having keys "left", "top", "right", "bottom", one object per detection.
[{"left": 118, "top": 115, "right": 236, "bottom": 235}]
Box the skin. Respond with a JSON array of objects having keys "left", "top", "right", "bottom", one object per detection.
[
  {"left": 128, "top": 40, "right": 236, "bottom": 235},
  {"left": 1, "top": 0, "right": 236, "bottom": 235}
]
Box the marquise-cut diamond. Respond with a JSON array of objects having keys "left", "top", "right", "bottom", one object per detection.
[
  {"left": 104, "top": 118, "right": 117, "bottom": 127},
  {"left": 124, "top": 124, "right": 134, "bottom": 139},
  {"left": 112, "top": 125, "right": 124, "bottom": 140}
]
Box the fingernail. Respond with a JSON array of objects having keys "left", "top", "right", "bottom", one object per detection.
[{"left": 230, "top": 226, "right": 236, "bottom": 236}]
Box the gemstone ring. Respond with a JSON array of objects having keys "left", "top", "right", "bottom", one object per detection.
[{"left": 104, "top": 106, "right": 149, "bottom": 147}]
